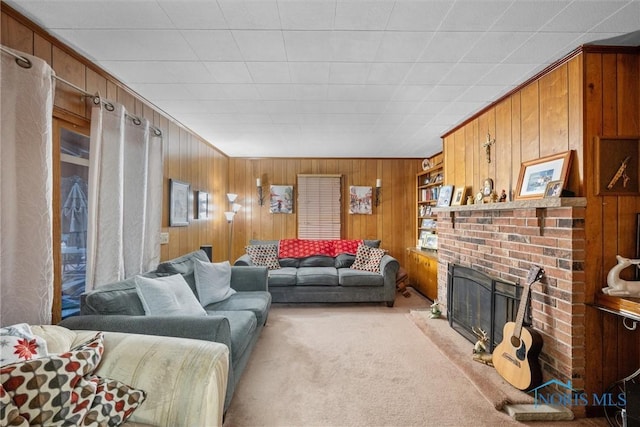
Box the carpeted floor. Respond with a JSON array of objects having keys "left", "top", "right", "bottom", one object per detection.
[{"left": 222, "top": 289, "right": 607, "bottom": 427}]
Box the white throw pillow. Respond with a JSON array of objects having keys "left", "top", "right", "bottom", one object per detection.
[
  {"left": 0, "top": 323, "right": 49, "bottom": 366},
  {"left": 134, "top": 274, "right": 207, "bottom": 316},
  {"left": 194, "top": 259, "right": 236, "bottom": 306}
]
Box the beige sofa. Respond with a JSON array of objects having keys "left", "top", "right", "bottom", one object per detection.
[{"left": 30, "top": 325, "right": 229, "bottom": 427}]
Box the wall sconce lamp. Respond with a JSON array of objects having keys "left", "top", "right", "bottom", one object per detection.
[
  {"left": 256, "top": 178, "right": 264, "bottom": 206},
  {"left": 375, "top": 179, "right": 382, "bottom": 207}
]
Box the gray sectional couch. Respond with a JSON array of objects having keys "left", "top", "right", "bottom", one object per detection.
[
  {"left": 234, "top": 239, "right": 399, "bottom": 307},
  {"left": 59, "top": 250, "right": 271, "bottom": 412}
]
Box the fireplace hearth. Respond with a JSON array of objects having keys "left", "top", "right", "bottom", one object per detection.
[{"left": 447, "top": 263, "right": 527, "bottom": 352}]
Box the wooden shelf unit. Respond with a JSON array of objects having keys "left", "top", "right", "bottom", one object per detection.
[{"left": 416, "top": 152, "right": 443, "bottom": 250}]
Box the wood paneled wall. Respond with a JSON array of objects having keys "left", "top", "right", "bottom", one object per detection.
[
  {"left": 228, "top": 158, "right": 424, "bottom": 265},
  {"left": 583, "top": 48, "right": 640, "bottom": 406},
  {"left": 1, "top": 6, "right": 229, "bottom": 263},
  {"left": 441, "top": 46, "right": 640, "bottom": 404}
]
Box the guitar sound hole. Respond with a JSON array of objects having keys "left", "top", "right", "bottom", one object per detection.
[{"left": 510, "top": 336, "right": 521, "bottom": 348}]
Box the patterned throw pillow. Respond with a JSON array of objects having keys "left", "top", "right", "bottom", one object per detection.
[
  {"left": 0, "top": 324, "right": 49, "bottom": 366},
  {"left": 278, "top": 239, "right": 334, "bottom": 258},
  {"left": 246, "top": 245, "right": 281, "bottom": 270},
  {"left": 350, "top": 244, "right": 387, "bottom": 273},
  {"left": 0, "top": 384, "right": 28, "bottom": 426},
  {"left": 81, "top": 377, "right": 146, "bottom": 426},
  {"left": 1, "top": 333, "right": 104, "bottom": 425}
]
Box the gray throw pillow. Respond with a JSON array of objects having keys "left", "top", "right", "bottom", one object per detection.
[
  {"left": 193, "top": 259, "right": 236, "bottom": 306},
  {"left": 134, "top": 274, "right": 207, "bottom": 316}
]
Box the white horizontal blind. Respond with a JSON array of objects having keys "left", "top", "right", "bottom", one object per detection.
[{"left": 297, "top": 174, "right": 341, "bottom": 240}]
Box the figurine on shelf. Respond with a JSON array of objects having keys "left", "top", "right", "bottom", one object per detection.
[
  {"left": 430, "top": 300, "right": 442, "bottom": 319},
  {"left": 499, "top": 189, "right": 507, "bottom": 202},
  {"left": 602, "top": 255, "right": 640, "bottom": 297}
]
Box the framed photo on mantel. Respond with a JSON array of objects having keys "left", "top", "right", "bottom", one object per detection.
[{"left": 515, "top": 151, "right": 572, "bottom": 200}]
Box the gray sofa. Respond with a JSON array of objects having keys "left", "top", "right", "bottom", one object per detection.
[
  {"left": 234, "top": 239, "right": 399, "bottom": 307},
  {"left": 59, "top": 250, "right": 271, "bottom": 412}
]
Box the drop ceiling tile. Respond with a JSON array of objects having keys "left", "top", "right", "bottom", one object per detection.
[
  {"left": 151, "top": 99, "right": 208, "bottom": 114},
  {"left": 543, "top": 1, "right": 632, "bottom": 32},
  {"left": 463, "top": 32, "right": 534, "bottom": 63},
  {"left": 217, "top": 0, "right": 281, "bottom": 29},
  {"left": 231, "top": 30, "right": 287, "bottom": 61},
  {"left": 330, "top": 31, "right": 384, "bottom": 62},
  {"left": 384, "top": 101, "right": 422, "bottom": 114},
  {"left": 246, "top": 62, "right": 291, "bottom": 83},
  {"left": 264, "top": 100, "right": 300, "bottom": 114},
  {"left": 334, "top": 1, "right": 394, "bottom": 30},
  {"left": 182, "top": 31, "right": 243, "bottom": 61},
  {"left": 462, "top": 85, "right": 512, "bottom": 102},
  {"left": 374, "top": 32, "right": 434, "bottom": 62},
  {"left": 54, "top": 29, "right": 197, "bottom": 61},
  {"left": 283, "top": 31, "right": 333, "bottom": 61},
  {"left": 295, "top": 84, "right": 329, "bottom": 100},
  {"left": 418, "top": 31, "right": 481, "bottom": 63},
  {"left": 6, "top": 1, "right": 173, "bottom": 29},
  {"left": 505, "top": 32, "right": 584, "bottom": 64},
  {"left": 184, "top": 84, "right": 260, "bottom": 100},
  {"left": 426, "top": 85, "right": 468, "bottom": 102},
  {"left": 157, "top": 0, "right": 228, "bottom": 29},
  {"left": 386, "top": 1, "right": 453, "bottom": 31},
  {"left": 592, "top": 2, "right": 640, "bottom": 33},
  {"left": 97, "top": 61, "right": 213, "bottom": 84},
  {"left": 278, "top": 0, "right": 336, "bottom": 30},
  {"left": 366, "top": 63, "right": 413, "bottom": 84},
  {"left": 404, "top": 63, "right": 456, "bottom": 85},
  {"left": 256, "top": 84, "right": 298, "bottom": 100},
  {"left": 328, "top": 62, "right": 372, "bottom": 84},
  {"left": 391, "top": 85, "right": 435, "bottom": 101},
  {"left": 492, "top": 1, "right": 570, "bottom": 31},
  {"left": 203, "top": 62, "right": 252, "bottom": 83},
  {"left": 439, "top": 1, "right": 507, "bottom": 31},
  {"left": 128, "top": 83, "right": 195, "bottom": 100},
  {"left": 288, "top": 62, "right": 331, "bottom": 84}
]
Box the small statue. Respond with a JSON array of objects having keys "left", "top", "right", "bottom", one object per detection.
[
  {"left": 499, "top": 189, "right": 507, "bottom": 202},
  {"left": 489, "top": 191, "right": 498, "bottom": 203},
  {"left": 471, "top": 326, "right": 493, "bottom": 366},
  {"left": 602, "top": 255, "right": 640, "bottom": 297},
  {"left": 430, "top": 300, "right": 442, "bottom": 319}
]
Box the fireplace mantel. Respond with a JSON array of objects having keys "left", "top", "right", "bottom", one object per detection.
[{"left": 433, "top": 197, "right": 586, "bottom": 213}]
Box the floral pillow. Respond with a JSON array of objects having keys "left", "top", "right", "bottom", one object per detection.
[{"left": 0, "top": 324, "right": 48, "bottom": 366}]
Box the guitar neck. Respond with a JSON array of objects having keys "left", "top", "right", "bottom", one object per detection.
[{"left": 512, "top": 282, "right": 531, "bottom": 338}]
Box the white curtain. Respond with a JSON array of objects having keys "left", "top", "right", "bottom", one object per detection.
[
  {"left": 0, "top": 48, "right": 55, "bottom": 326},
  {"left": 85, "top": 103, "right": 163, "bottom": 290}
]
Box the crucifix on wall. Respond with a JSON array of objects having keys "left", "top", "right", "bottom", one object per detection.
[{"left": 483, "top": 132, "right": 495, "bottom": 163}]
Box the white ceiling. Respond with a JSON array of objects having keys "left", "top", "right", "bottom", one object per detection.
[{"left": 5, "top": 0, "right": 640, "bottom": 158}]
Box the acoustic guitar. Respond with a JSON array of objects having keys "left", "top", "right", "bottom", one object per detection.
[{"left": 493, "top": 266, "right": 544, "bottom": 391}]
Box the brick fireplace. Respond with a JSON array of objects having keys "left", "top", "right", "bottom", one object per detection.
[{"left": 435, "top": 200, "right": 587, "bottom": 412}]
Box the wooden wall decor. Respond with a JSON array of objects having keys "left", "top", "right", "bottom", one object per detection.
[{"left": 594, "top": 136, "right": 640, "bottom": 195}]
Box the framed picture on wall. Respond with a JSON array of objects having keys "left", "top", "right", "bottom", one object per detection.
[
  {"left": 515, "top": 150, "right": 572, "bottom": 200},
  {"left": 170, "top": 179, "right": 190, "bottom": 226},
  {"left": 594, "top": 136, "right": 640, "bottom": 196},
  {"left": 270, "top": 185, "right": 294, "bottom": 214},
  {"left": 349, "top": 186, "right": 372, "bottom": 214}
]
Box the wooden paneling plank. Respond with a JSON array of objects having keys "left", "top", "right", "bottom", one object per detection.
[
  {"left": 602, "top": 54, "right": 618, "bottom": 136},
  {"left": 52, "top": 46, "right": 85, "bottom": 116},
  {"left": 495, "top": 98, "right": 512, "bottom": 194},
  {"left": 33, "top": 33, "right": 51, "bottom": 65},
  {"left": 539, "top": 64, "right": 569, "bottom": 156},
  {"left": 617, "top": 53, "right": 640, "bottom": 135},
  {"left": 1, "top": 13, "right": 33, "bottom": 52},
  {"left": 520, "top": 82, "right": 540, "bottom": 162}
]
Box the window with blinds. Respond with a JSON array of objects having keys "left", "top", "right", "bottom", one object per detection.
[{"left": 297, "top": 174, "right": 342, "bottom": 240}]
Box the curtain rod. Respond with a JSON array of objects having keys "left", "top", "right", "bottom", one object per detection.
[{"left": 0, "top": 45, "right": 162, "bottom": 137}]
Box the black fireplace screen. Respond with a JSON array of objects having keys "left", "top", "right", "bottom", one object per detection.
[{"left": 447, "top": 263, "right": 526, "bottom": 352}]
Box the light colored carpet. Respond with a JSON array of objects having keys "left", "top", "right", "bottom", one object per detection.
[{"left": 223, "top": 289, "right": 606, "bottom": 427}]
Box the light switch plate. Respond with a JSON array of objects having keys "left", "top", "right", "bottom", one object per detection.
[{"left": 160, "top": 232, "right": 169, "bottom": 245}]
